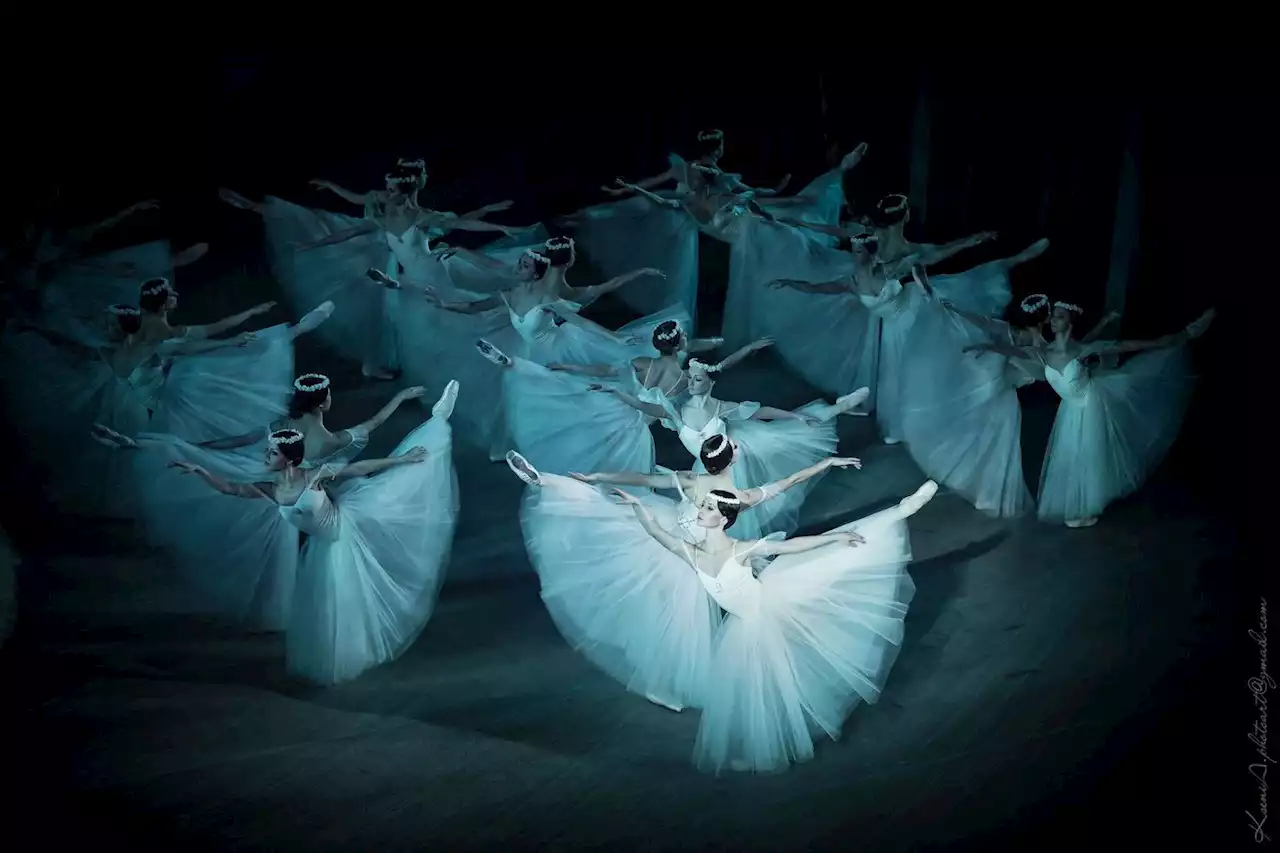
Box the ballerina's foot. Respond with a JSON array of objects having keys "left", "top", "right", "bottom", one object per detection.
[
  {"left": 645, "top": 693, "right": 684, "bottom": 712},
  {"left": 475, "top": 339, "right": 512, "bottom": 367},
  {"left": 835, "top": 386, "right": 871, "bottom": 415},
  {"left": 218, "top": 188, "right": 258, "bottom": 212},
  {"left": 361, "top": 364, "right": 397, "bottom": 381},
  {"left": 897, "top": 480, "right": 938, "bottom": 519},
  {"left": 432, "top": 380, "right": 459, "bottom": 420},
  {"left": 291, "top": 300, "right": 335, "bottom": 336},
  {"left": 505, "top": 451, "right": 541, "bottom": 486},
  {"left": 365, "top": 268, "right": 398, "bottom": 288},
  {"left": 1065, "top": 516, "right": 1098, "bottom": 529}
]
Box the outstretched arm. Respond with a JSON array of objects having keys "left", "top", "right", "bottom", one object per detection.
[
  {"left": 168, "top": 461, "right": 269, "bottom": 499},
  {"left": 353, "top": 386, "right": 426, "bottom": 435},
  {"left": 1088, "top": 309, "right": 1214, "bottom": 358},
  {"left": 604, "top": 167, "right": 678, "bottom": 196},
  {"left": 67, "top": 200, "right": 158, "bottom": 244},
  {"left": 612, "top": 489, "right": 687, "bottom": 557},
  {"left": 299, "top": 222, "right": 380, "bottom": 251},
  {"left": 459, "top": 200, "right": 514, "bottom": 221},
  {"left": 195, "top": 430, "right": 263, "bottom": 451},
  {"left": 571, "top": 268, "right": 665, "bottom": 304},
  {"left": 757, "top": 530, "right": 865, "bottom": 556},
  {"left": 548, "top": 361, "right": 618, "bottom": 378},
  {"left": 913, "top": 231, "right": 998, "bottom": 267},
  {"left": 420, "top": 210, "right": 517, "bottom": 236},
  {"left": 769, "top": 278, "right": 848, "bottom": 295},
  {"left": 751, "top": 405, "right": 808, "bottom": 422},
  {"left": 739, "top": 456, "right": 860, "bottom": 507},
  {"left": 310, "top": 179, "right": 373, "bottom": 207},
  {"left": 613, "top": 180, "right": 682, "bottom": 209},
  {"left": 331, "top": 448, "right": 427, "bottom": 481},
  {"left": 1079, "top": 310, "right": 1121, "bottom": 345},
  {"left": 194, "top": 301, "right": 274, "bottom": 338},
  {"left": 964, "top": 340, "right": 1037, "bottom": 360},
  {"left": 423, "top": 289, "right": 504, "bottom": 314},
  {"left": 164, "top": 331, "right": 259, "bottom": 356},
  {"left": 714, "top": 338, "right": 773, "bottom": 373},
  {"left": 590, "top": 385, "right": 669, "bottom": 419},
  {"left": 572, "top": 470, "right": 687, "bottom": 489}
]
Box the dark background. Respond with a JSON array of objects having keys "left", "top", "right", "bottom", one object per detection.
[{"left": 2, "top": 54, "right": 1265, "bottom": 847}]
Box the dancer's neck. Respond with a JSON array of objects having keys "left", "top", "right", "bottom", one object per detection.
[
  {"left": 703, "top": 527, "right": 732, "bottom": 552},
  {"left": 297, "top": 411, "right": 326, "bottom": 431}
]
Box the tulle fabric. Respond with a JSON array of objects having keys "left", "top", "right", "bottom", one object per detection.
[
  {"left": 721, "top": 217, "right": 878, "bottom": 399},
  {"left": 1037, "top": 346, "right": 1195, "bottom": 522},
  {"left": 257, "top": 196, "right": 393, "bottom": 369},
  {"left": 38, "top": 240, "right": 174, "bottom": 346},
  {"left": 130, "top": 437, "right": 300, "bottom": 629},
  {"left": 694, "top": 505, "right": 917, "bottom": 774},
  {"left": 899, "top": 299, "right": 1033, "bottom": 517},
  {"left": 519, "top": 474, "right": 721, "bottom": 709},
  {"left": 563, "top": 194, "right": 700, "bottom": 321},
  {"left": 288, "top": 415, "right": 459, "bottom": 685}
]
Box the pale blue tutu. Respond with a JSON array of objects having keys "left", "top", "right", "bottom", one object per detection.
[
  {"left": 694, "top": 504, "right": 917, "bottom": 774},
  {"left": 519, "top": 474, "right": 722, "bottom": 710},
  {"left": 1037, "top": 346, "right": 1195, "bottom": 523}
]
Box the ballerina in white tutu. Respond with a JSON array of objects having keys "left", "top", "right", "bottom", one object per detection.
[
  {"left": 568, "top": 438, "right": 863, "bottom": 544},
  {"left": 600, "top": 357, "right": 870, "bottom": 537},
  {"left": 165, "top": 381, "right": 460, "bottom": 680},
  {"left": 966, "top": 302, "right": 1215, "bottom": 527},
  {"left": 612, "top": 480, "right": 936, "bottom": 773}
]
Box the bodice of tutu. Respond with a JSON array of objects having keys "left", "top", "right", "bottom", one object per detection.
[
  {"left": 507, "top": 303, "right": 560, "bottom": 346},
  {"left": 857, "top": 278, "right": 917, "bottom": 320},
  {"left": 677, "top": 410, "right": 728, "bottom": 457},
  {"left": 664, "top": 470, "right": 706, "bottom": 544},
  {"left": 278, "top": 486, "right": 341, "bottom": 540},
  {"left": 384, "top": 225, "right": 440, "bottom": 279},
  {"left": 697, "top": 555, "right": 761, "bottom": 618},
  {"left": 1044, "top": 358, "right": 1090, "bottom": 405}
]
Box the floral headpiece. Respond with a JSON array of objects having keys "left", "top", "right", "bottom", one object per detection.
[
  {"left": 702, "top": 434, "right": 732, "bottom": 459},
  {"left": 877, "top": 194, "right": 909, "bottom": 215},
  {"left": 851, "top": 233, "right": 879, "bottom": 248},
  {"left": 545, "top": 236, "right": 575, "bottom": 252},
  {"left": 523, "top": 248, "right": 550, "bottom": 265},
  {"left": 397, "top": 158, "right": 426, "bottom": 172},
  {"left": 1020, "top": 294, "right": 1049, "bottom": 313},
  {"left": 108, "top": 304, "right": 140, "bottom": 316},
  {"left": 1053, "top": 301, "right": 1082, "bottom": 314},
  {"left": 688, "top": 358, "right": 722, "bottom": 377},
  {"left": 697, "top": 129, "right": 724, "bottom": 142},
  {"left": 653, "top": 322, "right": 682, "bottom": 343},
  {"left": 268, "top": 428, "right": 304, "bottom": 446},
  {"left": 140, "top": 277, "right": 174, "bottom": 297},
  {"left": 293, "top": 373, "right": 330, "bottom": 393},
  {"left": 707, "top": 488, "right": 743, "bottom": 506}
]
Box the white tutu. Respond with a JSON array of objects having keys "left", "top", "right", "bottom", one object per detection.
[
  {"left": 900, "top": 298, "right": 1033, "bottom": 517},
  {"left": 1037, "top": 346, "right": 1195, "bottom": 522},
  {"left": 694, "top": 505, "right": 917, "bottom": 774},
  {"left": 288, "top": 415, "right": 459, "bottom": 684},
  {"left": 520, "top": 474, "right": 722, "bottom": 709}
]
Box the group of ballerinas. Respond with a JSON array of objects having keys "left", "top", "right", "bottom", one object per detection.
[{"left": 1, "top": 127, "right": 1213, "bottom": 775}]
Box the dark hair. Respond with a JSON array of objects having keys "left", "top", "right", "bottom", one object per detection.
[
  {"left": 700, "top": 434, "right": 735, "bottom": 475},
  {"left": 109, "top": 304, "right": 142, "bottom": 335},
  {"left": 869, "top": 193, "right": 909, "bottom": 229},
  {"left": 693, "top": 129, "right": 724, "bottom": 161},
  {"left": 288, "top": 374, "right": 331, "bottom": 419},
  {"left": 652, "top": 320, "right": 682, "bottom": 354},
  {"left": 522, "top": 248, "right": 550, "bottom": 280},
  {"left": 138, "top": 277, "right": 172, "bottom": 314},
  {"left": 543, "top": 237, "right": 575, "bottom": 268},
  {"left": 708, "top": 488, "right": 742, "bottom": 529},
  {"left": 268, "top": 429, "right": 306, "bottom": 466}
]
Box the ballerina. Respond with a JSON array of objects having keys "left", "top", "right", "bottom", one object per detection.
[
  {"left": 163, "top": 381, "right": 459, "bottom": 678},
  {"left": 599, "top": 357, "right": 870, "bottom": 538},
  {"left": 612, "top": 480, "right": 936, "bottom": 773},
  {"left": 966, "top": 302, "right": 1215, "bottom": 528}
]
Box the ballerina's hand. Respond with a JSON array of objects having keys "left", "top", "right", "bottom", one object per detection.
[
  {"left": 826, "top": 456, "right": 862, "bottom": 470},
  {"left": 252, "top": 301, "right": 277, "bottom": 316},
  {"left": 236, "top": 332, "right": 257, "bottom": 347},
  {"left": 132, "top": 199, "right": 160, "bottom": 213},
  {"left": 586, "top": 384, "right": 614, "bottom": 394},
  {"left": 486, "top": 200, "right": 515, "bottom": 213},
  {"left": 309, "top": 179, "right": 330, "bottom": 190},
  {"left": 1186, "top": 308, "right": 1216, "bottom": 339},
  {"left": 640, "top": 267, "right": 667, "bottom": 279},
  {"left": 802, "top": 415, "right": 823, "bottom": 427},
  {"left": 609, "top": 487, "right": 640, "bottom": 505},
  {"left": 751, "top": 337, "right": 775, "bottom": 351},
  {"left": 978, "top": 230, "right": 998, "bottom": 242},
  {"left": 397, "top": 385, "right": 427, "bottom": 401},
  {"left": 839, "top": 531, "right": 867, "bottom": 547},
  {"left": 774, "top": 173, "right": 792, "bottom": 191},
  {"left": 568, "top": 472, "right": 596, "bottom": 483},
  {"left": 168, "top": 460, "right": 204, "bottom": 475},
  {"left": 768, "top": 279, "right": 793, "bottom": 289}
]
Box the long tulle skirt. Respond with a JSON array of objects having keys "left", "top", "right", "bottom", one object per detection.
[
  {"left": 694, "top": 504, "right": 917, "bottom": 774},
  {"left": 520, "top": 475, "right": 722, "bottom": 709},
  {"left": 900, "top": 300, "right": 1032, "bottom": 517},
  {"left": 288, "top": 415, "right": 459, "bottom": 684},
  {"left": 1037, "top": 347, "right": 1195, "bottom": 522}
]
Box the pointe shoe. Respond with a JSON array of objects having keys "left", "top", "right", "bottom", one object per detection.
[
  {"left": 475, "top": 339, "right": 512, "bottom": 367},
  {"left": 897, "top": 480, "right": 938, "bottom": 519},
  {"left": 432, "top": 380, "right": 459, "bottom": 420},
  {"left": 835, "top": 386, "right": 870, "bottom": 414},
  {"left": 1065, "top": 516, "right": 1098, "bottom": 529},
  {"left": 365, "top": 268, "right": 400, "bottom": 289},
  {"left": 645, "top": 693, "right": 685, "bottom": 713},
  {"left": 505, "top": 450, "right": 541, "bottom": 486},
  {"left": 292, "top": 300, "right": 335, "bottom": 336}
]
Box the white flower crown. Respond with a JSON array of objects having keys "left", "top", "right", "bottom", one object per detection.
[
  {"left": 268, "top": 429, "right": 304, "bottom": 446},
  {"left": 397, "top": 158, "right": 426, "bottom": 171},
  {"left": 654, "top": 322, "right": 682, "bottom": 342},
  {"left": 707, "top": 489, "right": 742, "bottom": 505},
  {"left": 140, "top": 277, "right": 173, "bottom": 296},
  {"left": 878, "top": 194, "right": 909, "bottom": 215},
  {"left": 1053, "top": 301, "right": 1082, "bottom": 313},
  {"left": 1020, "top": 294, "right": 1049, "bottom": 313},
  {"left": 545, "top": 236, "right": 576, "bottom": 251},
  {"left": 852, "top": 233, "right": 878, "bottom": 247},
  {"left": 523, "top": 248, "right": 550, "bottom": 265},
  {"left": 702, "top": 435, "right": 732, "bottom": 458},
  {"left": 109, "top": 304, "right": 140, "bottom": 316},
  {"left": 294, "top": 373, "right": 330, "bottom": 392},
  {"left": 698, "top": 129, "right": 724, "bottom": 142},
  {"left": 688, "top": 358, "right": 722, "bottom": 376}
]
